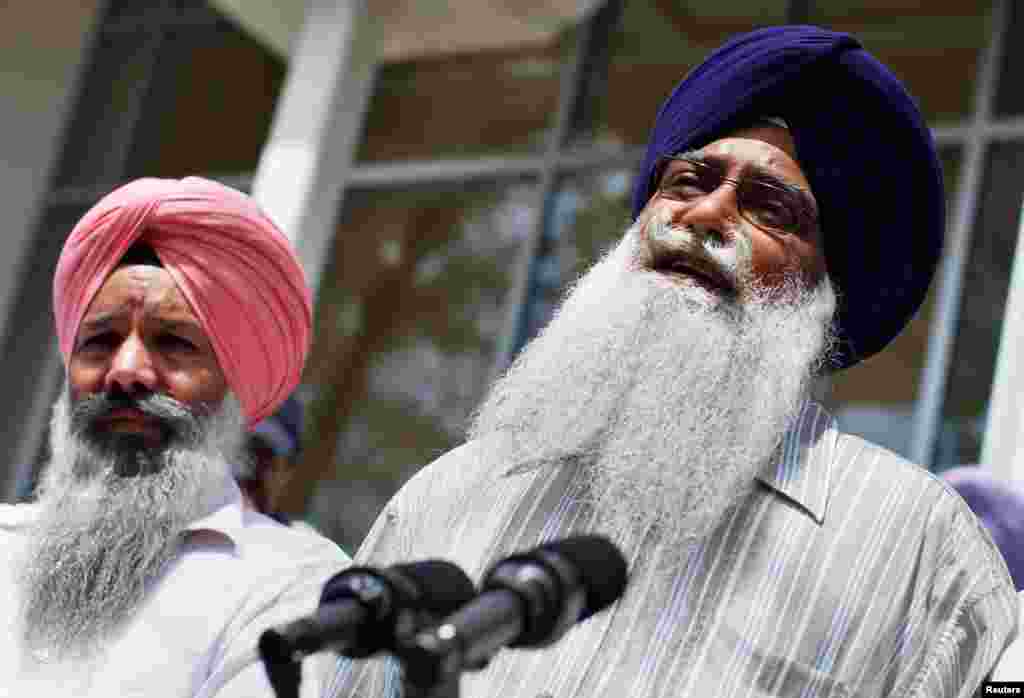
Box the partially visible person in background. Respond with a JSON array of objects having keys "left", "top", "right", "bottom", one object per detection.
[
  {"left": 943, "top": 466, "right": 1024, "bottom": 591},
  {"left": 943, "top": 467, "right": 1024, "bottom": 681},
  {"left": 0, "top": 176, "right": 350, "bottom": 697},
  {"left": 238, "top": 395, "right": 303, "bottom": 524}
]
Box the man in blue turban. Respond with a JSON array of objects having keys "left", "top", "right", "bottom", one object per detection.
[
  {"left": 324, "top": 26, "right": 1017, "bottom": 698},
  {"left": 239, "top": 395, "right": 304, "bottom": 521}
]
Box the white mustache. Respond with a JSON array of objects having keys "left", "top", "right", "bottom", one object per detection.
[{"left": 644, "top": 214, "right": 744, "bottom": 287}]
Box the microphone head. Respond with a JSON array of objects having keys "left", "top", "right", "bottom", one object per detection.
[
  {"left": 320, "top": 560, "right": 475, "bottom": 618},
  {"left": 483, "top": 534, "right": 629, "bottom": 648},
  {"left": 534, "top": 535, "right": 628, "bottom": 622},
  {"left": 318, "top": 559, "right": 476, "bottom": 658},
  {"left": 386, "top": 559, "right": 478, "bottom": 617}
]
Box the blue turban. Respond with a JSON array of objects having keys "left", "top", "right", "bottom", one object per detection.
[{"left": 632, "top": 26, "right": 944, "bottom": 370}]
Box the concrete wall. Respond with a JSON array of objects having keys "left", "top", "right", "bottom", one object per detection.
[
  {"left": 0, "top": 2, "right": 103, "bottom": 498},
  {"left": 0, "top": 1, "right": 103, "bottom": 346}
]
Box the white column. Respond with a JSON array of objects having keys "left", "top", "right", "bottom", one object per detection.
[
  {"left": 978, "top": 0, "right": 1024, "bottom": 483},
  {"left": 981, "top": 198, "right": 1024, "bottom": 484},
  {"left": 250, "top": 0, "right": 378, "bottom": 296}
]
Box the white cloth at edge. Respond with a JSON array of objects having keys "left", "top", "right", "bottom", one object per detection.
[
  {"left": 992, "top": 591, "right": 1024, "bottom": 680},
  {"left": 0, "top": 479, "right": 350, "bottom": 698}
]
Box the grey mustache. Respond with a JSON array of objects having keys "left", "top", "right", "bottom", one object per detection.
[
  {"left": 644, "top": 218, "right": 740, "bottom": 288},
  {"left": 71, "top": 392, "right": 203, "bottom": 446}
]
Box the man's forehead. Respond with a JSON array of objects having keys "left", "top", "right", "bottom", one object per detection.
[
  {"left": 697, "top": 124, "right": 800, "bottom": 164},
  {"left": 690, "top": 125, "right": 811, "bottom": 193},
  {"left": 82, "top": 265, "right": 203, "bottom": 331}
]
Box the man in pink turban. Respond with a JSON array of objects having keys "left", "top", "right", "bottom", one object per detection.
[{"left": 0, "top": 177, "right": 349, "bottom": 696}]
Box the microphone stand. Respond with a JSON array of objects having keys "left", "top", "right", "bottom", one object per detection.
[
  {"left": 401, "top": 674, "right": 460, "bottom": 698},
  {"left": 395, "top": 628, "right": 464, "bottom": 698},
  {"left": 259, "top": 630, "right": 303, "bottom": 698}
]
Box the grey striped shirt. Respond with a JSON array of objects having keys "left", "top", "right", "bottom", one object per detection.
[{"left": 322, "top": 402, "right": 1017, "bottom": 698}]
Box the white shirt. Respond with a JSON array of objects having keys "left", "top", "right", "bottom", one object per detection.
[
  {"left": 993, "top": 592, "right": 1024, "bottom": 680},
  {"left": 0, "top": 480, "right": 350, "bottom": 697},
  {"left": 325, "top": 401, "right": 1017, "bottom": 698}
]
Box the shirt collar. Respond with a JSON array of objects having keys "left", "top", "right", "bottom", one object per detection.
[
  {"left": 0, "top": 476, "right": 251, "bottom": 549},
  {"left": 755, "top": 400, "right": 837, "bottom": 525},
  {"left": 182, "top": 477, "right": 247, "bottom": 550}
]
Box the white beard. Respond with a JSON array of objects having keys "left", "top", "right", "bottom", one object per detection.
[
  {"left": 470, "top": 224, "right": 836, "bottom": 547},
  {"left": 17, "top": 387, "right": 246, "bottom": 664}
]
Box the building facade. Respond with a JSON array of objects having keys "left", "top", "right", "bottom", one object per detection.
[{"left": 3, "top": 0, "right": 1021, "bottom": 551}]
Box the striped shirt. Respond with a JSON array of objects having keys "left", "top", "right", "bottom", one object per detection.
[
  {"left": 993, "top": 591, "right": 1024, "bottom": 679},
  {"left": 322, "top": 402, "right": 1017, "bottom": 698}
]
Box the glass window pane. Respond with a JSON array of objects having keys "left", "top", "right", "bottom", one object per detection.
[
  {"left": 53, "top": 30, "right": 164, "bottom": 188},
  {"left": 303, "top": 182, "right": 539, "bottom": 549},
  {"left": 827, "top": 146, "right": 962, "bottom": 461},
  {"left": 104, "top": 0, "right": 209, "bottom": 27},
  {"left": 357, "top": 40, "right": 566, "bottom": 162},
  {"left": 938, "top": 142, "right": 1024, "bottom": 467},
  {"left": 809, "top": 2, "right": 993, "bottom": 123},
  {"left": 135, "top": 12, "right": 286, "bottom": 178},
  {"left": 994, "top": 0, "right": 1024, "bottom": 118},
  {"left": 54, "top": 2, "right": 284, "bottom": 188},
  {"left": 507, "top": 169, "right": 633, "bottom": 356},
  {"left": 554, "top": 171, "right": 633, "bottom": 306},
  {"left": 559, "top": 170, "right": 635, "bottom": 277},
  {"left": 0, "top": 204, "right": 89, "bottom": 497},
  {"left": 597, "top": 1, "right": 790, "bottom": 148},
  {"left": 596, "top": 2, "right": 990, "bottom": 143},
  {"left": 594, "top": 1, "right": 997, "bottom": 132}
]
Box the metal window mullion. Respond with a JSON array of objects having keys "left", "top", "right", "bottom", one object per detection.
[
  {"left": 492, "top": 5, "right": 606, "bottom": 378},
  {"left": 45, "top": 144, "right": 649, "bottom": 205},
  {"left": 6, "top": 8, "right": 171, "bottom": 502},
  {"left": 908, "top": 0, "right": 1008, "bottom": 467},
  {"left": 94, "top": 28, "right": 170, "bottom": 195},
  {"left": 981, "top": 0, "right": 1024, "bottom": 478},
  {"left": 785, "top": 0, "right": 813, "bottom": 24},
  {"left": 934, "top": 115, "right": 1024, "bottom": 145},
  {"left": 981, "top": 197, "right": 1024, "bottom": 480}
]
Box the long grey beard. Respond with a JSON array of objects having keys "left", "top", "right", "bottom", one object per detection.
[
  {"left": 17, "top": 388, "right": 246, "bottom": 664},
  {"left": 470, "top": 226, "right": 836, "bottom": 547}
]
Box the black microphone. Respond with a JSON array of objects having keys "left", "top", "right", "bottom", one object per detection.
[
  {"left": 401, "top": 535, "right": 628, "bottom": 686},
  {"left": 259, "top": 559, "right": 476, "bottom": 665}
]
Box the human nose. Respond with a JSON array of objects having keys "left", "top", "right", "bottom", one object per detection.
[
  {"left": 104, "top": 334, "right": 158, "bottom": 394},
  {"left": 666, "top": 182, "right": 741, "bottom": 246}
]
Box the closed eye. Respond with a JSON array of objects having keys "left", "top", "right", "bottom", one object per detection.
[
  {"left": 155, "top": 333, "right": 197, "bottom": 352},
  {"left": 660, "top": 171, "right": 712, "bottom": 200},
  {"left": 747, "top": 197, "right": 798, "bottom": 229},
  {"left": 78, "top": 331, "right": 119, "bottom": 352}
]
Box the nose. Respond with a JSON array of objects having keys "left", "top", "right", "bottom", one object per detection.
[
  {"left": 104, "top": 334, "right": 158, "bottom": 394},
  {"left": 665, "top": 183, "right": 741, "bottom": 247}
]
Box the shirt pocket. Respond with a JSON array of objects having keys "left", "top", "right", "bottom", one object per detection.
[{"left": 746, "top": 651, "right": 855, "bottom": 698}]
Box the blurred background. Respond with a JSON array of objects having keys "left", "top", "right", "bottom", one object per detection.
[{"left": 2, "top": 0, "right": 1023, "bottom": 553}]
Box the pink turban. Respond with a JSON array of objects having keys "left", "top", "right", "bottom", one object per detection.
[{"left": 53, "top": 176, "right": 313, "bottom": 428}]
